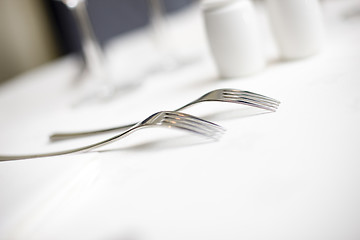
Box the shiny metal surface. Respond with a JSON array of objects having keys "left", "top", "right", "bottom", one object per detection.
[
  {"left": 0, "top": 111, "right": 225, "bottom": 161},
  {"left": 50, "top": 88, "right": 280, "bottom": 140}
]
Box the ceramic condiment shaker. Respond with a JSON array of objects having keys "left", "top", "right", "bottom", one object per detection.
[
  {"left": 265, "top": 0, "right": 324, "bottom": 60},
  {"left": 202, "top": 0, "right": 265, "bottom": 78}
]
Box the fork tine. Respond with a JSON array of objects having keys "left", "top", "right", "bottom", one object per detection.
[
  {"left": 177, "top": 118, "right": 225, "bottom": 138},
  {"left": 165, "top": 112, "right": 225, "bottom": 130},
  {"left": 163, "top": 112, "right": 225, "bottom": 139},
  {"left": 222, "top": 91, "right": 280, "bottom": 106},
  {"left": 223, "top": 89, "right": 280, "bottom": 103},
  {"left": 165, "top": 112, "right": 226, "bottom": 132},
  {"left": 162, "top": 119, "right": 224, "bottom": 139},
  {"left": 164, "top": 113, "right": 226, "bottom": 136},
  {"left": 169, "top": 122, "right": 224, "bottom": 139},
  {"left": 224, "top": 93, "right": 280, "bottom": 106},
  {"left": 239, "top": 93, "right": 280, "bottom": 106},
  {"left": 236, "top": 98, "right": 278, "bottom": 111},
  {"left": 236, "top": 99, "right": 278, "bottom": 111},
  {"left": 243, "top": 91, "right": 280, "bottom": 103},
  {"left": 227, "top": 95, "right": 279, "bottom": 109},
  {"left": 222, "top": 95, "right": 280, "bottom": 111},
  {"left": 222, "top": 90, "right": 280, "bottom": 111}
]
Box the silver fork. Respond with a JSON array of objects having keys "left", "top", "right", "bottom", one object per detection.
[
  {"left": 0, "top": 111, "right": 225, "bottom": 161},
  {"left": 50, "top": 88, "right": 280, "bottom": 141}
]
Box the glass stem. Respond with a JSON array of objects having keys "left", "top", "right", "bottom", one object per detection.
[{"left": 71, "top": 0, "right": 107, "bottom": 82}]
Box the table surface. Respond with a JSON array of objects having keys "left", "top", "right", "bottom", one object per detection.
[{"left": 1, "top": 1, "right": 360, "bottom": 239}]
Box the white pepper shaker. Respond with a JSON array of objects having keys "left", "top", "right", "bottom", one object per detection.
[
  {"left": 265, "top": 0, "right": 324, "bottom": 60},
  {"left": 202, "top": 0, "right": 266, "bottom": 78}
]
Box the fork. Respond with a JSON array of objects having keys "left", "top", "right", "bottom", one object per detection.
[
  {"left": 0, "top": 111, "right": 225, "bottom": 161},
  {"left": 50, "top": 88, "right": 280, "bottom": 141}
]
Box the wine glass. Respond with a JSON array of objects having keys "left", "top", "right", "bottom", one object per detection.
[{"left": 55, "top": 0, "right": 118, "bottom": 105}]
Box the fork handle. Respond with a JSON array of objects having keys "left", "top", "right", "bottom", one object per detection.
[
  {"left": 49, "top": 103, "right": 195, "bottom": 141},
  {"left": 0, "top": 125, "right": 141, "bottom": 161},
  {"left": 50, "top": 123, "right": 136, "bottom": 141}
]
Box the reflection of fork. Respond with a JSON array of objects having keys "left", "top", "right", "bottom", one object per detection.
[
  {"left": 50, "top": 89, "right": 280, "bottom": 141},
  {"left": 0, "top": 111, "right": 225, "bottom": 161}
]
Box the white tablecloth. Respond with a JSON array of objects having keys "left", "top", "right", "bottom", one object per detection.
[{"left": 1, "top": 1, "right": 360, "bottom": 239}]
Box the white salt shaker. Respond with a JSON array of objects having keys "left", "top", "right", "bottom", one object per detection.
[
  {"left": 265, "top": 0, "right": 324, "bottom": 60},
  {"left": 202, "top": 0, "right": 265, "bottom": 78}
]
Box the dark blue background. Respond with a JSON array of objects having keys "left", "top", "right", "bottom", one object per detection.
[{"left": 46, "top": 0, "right": 194, "bottom": 55}]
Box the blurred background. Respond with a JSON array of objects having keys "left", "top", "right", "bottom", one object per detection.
[{"left": 0, "top": 0, "right": 194, "bottom": 84}]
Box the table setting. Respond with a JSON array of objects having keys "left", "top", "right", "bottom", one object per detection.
[{"left": 0, "top": 0, "right": 360, "bottom": 239}]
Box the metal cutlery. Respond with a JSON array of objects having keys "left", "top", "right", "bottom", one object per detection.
[
  {"left": 0, "top": 111, "right": 225, "bottom": 161},
  {"left": 50, "top": 88, "right": 280, "bottom": 141}
]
